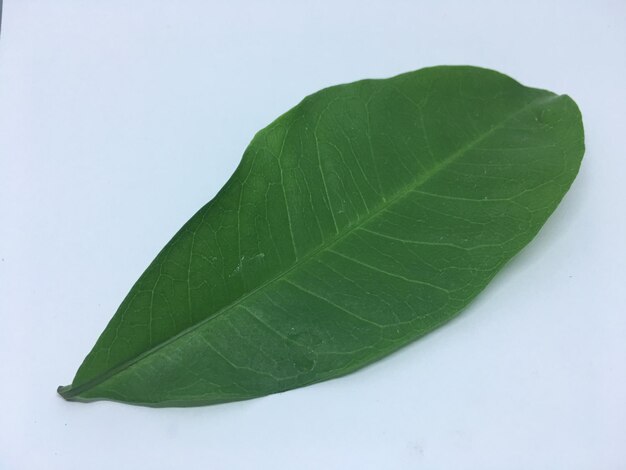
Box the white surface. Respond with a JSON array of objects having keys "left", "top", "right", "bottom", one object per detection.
[{"left": 1, "top": 1, "right": 625, "bottom": 468}]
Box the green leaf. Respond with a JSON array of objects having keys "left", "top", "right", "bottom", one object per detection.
[{"left": 58, "top": 66, "right": 584, "bottom": 407}]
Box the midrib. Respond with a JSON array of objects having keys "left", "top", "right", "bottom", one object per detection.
[{"left": 60, "top": 93, "right": 557, "bottom": 399}]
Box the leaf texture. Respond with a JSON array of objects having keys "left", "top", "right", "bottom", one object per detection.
[{"left": 58, "top": 66, "right": 584, "bottom": 406}]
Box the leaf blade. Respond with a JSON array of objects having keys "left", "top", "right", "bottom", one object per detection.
[{"left": 59, "top": 66, "right": 584, "bottom": 406}]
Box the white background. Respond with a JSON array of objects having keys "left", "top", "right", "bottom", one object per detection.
[{"left": 1, "top": 1, "right": 625, "bottom": 468}]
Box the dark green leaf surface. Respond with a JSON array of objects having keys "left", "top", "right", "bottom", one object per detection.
[{"left": 58, "top": 66, "right": 584, "bottom": 407}]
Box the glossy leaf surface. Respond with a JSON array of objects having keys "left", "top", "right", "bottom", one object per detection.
[{"left": 59, "top": 66, "right": 584, "bottom": 406}]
